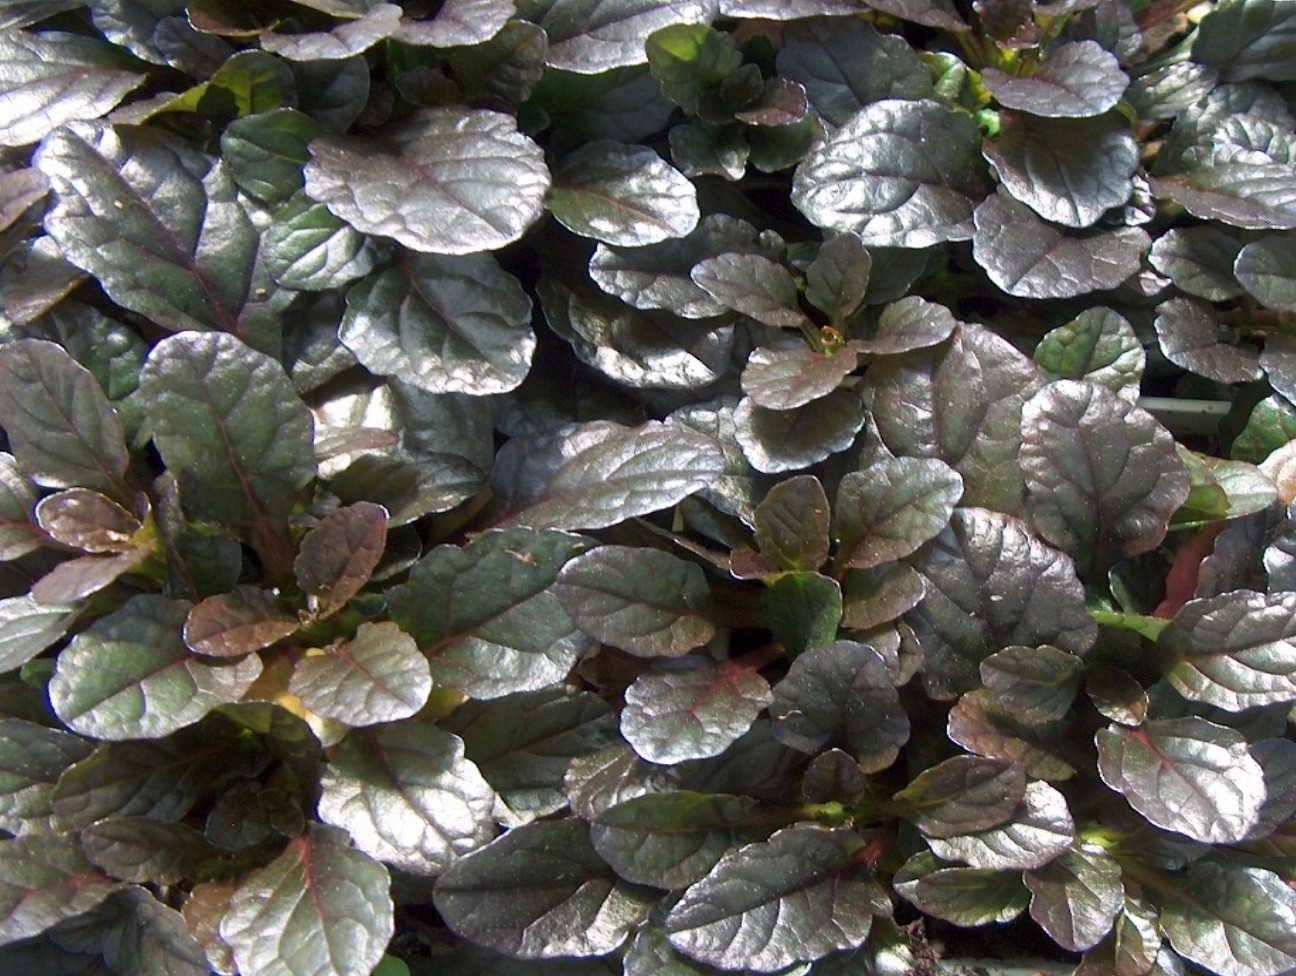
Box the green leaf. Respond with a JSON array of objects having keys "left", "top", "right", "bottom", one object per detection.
[
  {"left": 979, "top": 645, "right": 1082, "bottom": 724},
  {"left": 776, "top": 17, "right": 932, "bottom": 127},
  {"left": 760, "top": 571, "right": 842, "bottom": 657},
  {"left": 893, "top": 850, "right": 1029, "bottom": 927},
  {"left": 733, "top": 390, "right": 866, "bottom": 474},
  {"left": 220, "top": 824, "right": 393, "bottom": 976},
  {"left": 386, "top": 528, "right": 592, "bottom": 699},
  {"left": 927, "top": 780, "right": 1075, "bottom": 870},
  {"left": 973, "top": 193, "right": 1149, "bottom": 298},
  {"left": 516, "top": 0, "right": 715, "bottom": 73},
  {"left": 0, "top": 595, "right": 81, "bottom": 673},
  {"left": 35, "top": 122, "right": 269, "bottom": 337},
  {"left": 262, "top": 191, "right": 384, "bottom": 292},
  {"left": 792, "top": 99, "right": 989, "bottom": 247},
  {"left": 1033, "top": 307, "right": 1144, "bottom": 403},
  {"left": 894, "top": 755, "right": 1025, "bottom": 838},
  {"left": 982, "top": 41, "right": 1127, "bottom": 118},
  {"left": 867, "top": 323, "right": 1042, "bottom": 513},
  {"left": 0, "top": 454, "right": 40, "bottom": 562},
  {"left": 434, "top": 818, "right": 656, "bottom": 957},
  {"left": 318, "top": 722, "right": 497, "bottom": 876},
  {"left": 1233, "top": 395, "right": 1296, "bottom": 463},
  {"left": 293, "top": 502, "right": 387, "bottom": 619},
  {"left": 1192, "top": 0, "right": 1296, "bottom": 82},
  {"left": 0, "top": 340, "right": 132, "bottom": 504},
  {"left": 79, "top": 818, "right": 214, "bottom": 885},
  {"left": 0, "top": 719, "right": 92, "bottom": 835},
  {"left": 621, "top": 656, "right": 773, "bottom": 764},
  {"left": 565, "top": 743, "right": 678, "bottom": 821},
  {"left": 136, "top": 49, "right": 294, "bottom": 120},
  {"left": 341, "top": 252, "right": 533, "bottom": 396},
  {"left": 646, "top": 23, "right": 742, "bottom": 114},
  {"left": 1235, "top": 235, "right": 1296, "bottom": 311},
  {"left": 769, "top": 641, "right": 909, "bottom": 772},
  {"left": 983, "top": 110, "right": 1139, "bottom": 228},
  {"left": 1095, "top": 716, "right": 1265, "bottom": 843},
  {"left": 220, "top": 108, "right": 327, "bottom": 206},
  {"left": 1024, "top": 843, "right": 1123, "bottom": 952},
  {"left": 289, "top": 621, "right": 432, "bottom": 726},
  {"left": 833, "top": 457, "right": 962, "bottom": 571},
  {"left": 0, "top": 31, "right": 142, "bottom": 147},
  {"left": 1021, "top": 380, "right": 1190, "bottom": 568},
  {"left": 753, "top": 474, "right": 831, "bottom": 572},
  {"left": 139, "top": 332, "right": 316, "bottom": 553},
  {"left": 741, "top": 343, "right": 861, "bottom": 411},
  {"left": 304, "top": 107, "right": 550, "bottom": 254},
  {"left": 443, "top": 687, "right": 618, "bottom": 823},
  {"left": 690, "top": 253, "right": 808, "bottom": 329},
  {"left": 494, "top": 420, "right": 725, "bottom": 531},
  {"left": 548, "top": 140, "right": 699, "bottom": 245},
  {"left": 1160, "top": 590, "right": 1296, "bottom": 710},
  {"left": 1159, "top": 862, "right": 1296, "bottom": 976},
  {"left": 592, "top": 791, "right": 757, "bottom": 888},
  {"left": 554, "top": 545, "right": 715, "bottom": 657},
  {"left": 183, "top": 586, "right": 299, "bottom": 657},
  {"left": 0, "top": 832, "right": 120, "bottom": 947},
  {"left": 48, "top": 595, "right": 262, "bottom": 741},
  {"left": 665, "top": 825, "right": 885, "bottom": 972}
]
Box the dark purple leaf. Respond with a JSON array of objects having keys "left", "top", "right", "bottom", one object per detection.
[
  {"left": 260, "top": 3, "right": 401, "bottom": 60},
  {"left": 34, "top": 489, "right": 139, "bottom": 553},
  {"left": 754, "top": 474, "right": 831, "bottom": 572},
  {"left": 289, "top": 621, "right": 432, "bottom": 726},
  {"left": 982, "top": 41, "right": 1128, "bottom": 117},
  {"left": 1154, "top": 296, "right": 1263, "bottom": 383},
  {"left": 293, "top": 502, "right": 387, "bottom": 618},
  {"left": 184, "top": 586, "right": 299, "bottom": 657},
  {"left": 1024, "top": 844, "right": 1123, "bottom": 951},
  {"left": 833, "top": 456, "right": 963, "bottom": 570},
  {"left": 894, "top": 755, "right": 1026, "bottom": 838},
  {"left": 741, "top": 343, "right": 861, "bottom": 410}
]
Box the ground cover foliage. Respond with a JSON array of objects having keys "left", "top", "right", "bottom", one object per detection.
[{"left": 0, "top": 0, "right": 1295, "bottom": 973}]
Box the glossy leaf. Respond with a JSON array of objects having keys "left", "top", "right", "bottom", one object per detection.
[
  {"left": 0, "top": 454, "right": 40, "bottom": 562},
  {"left": 928, "top": 781, "right": 1075, "bottom": 870},
  {"left": 741, "top": 343, "right": 860, "bottom": 411},
  {"left": 753, "top": 474, "right": 831, "bottom": 572},
  {"left": 548, "top": 140, "right": 699, "bottom": 245},
  {"left": 1160, "top": 590, "right": 1296, "bottom": 710},
  {"left": 793, "top": 98, "right": 989, "bottom": 247},
  {"left": 0, "top": 719, "right": 93, "bottom": 835},
  {"left": 894, "top": 755, "right": 1025, "bottom": 838},
  {"left": 1148, "top": 226, "right": 1246, "bottom": 301},
  {"left": 0, "top": 596, "right": 80, "bottom": 673},
  {"left": 804, "top": 233, "right": 872, "bottom": 321},
  {"left": 1021, "top": 380, "right": 1190, "bottom": 568},
  {"left": 973, "top": 193, "right": 1149, "bottom": 298},
  {"left": 517, "top": 0, "right": 715, "bottom": 73},
  {"left": 908, "top": 508, "right": 1096, "bottom": 698},
  {"left": 856, "top": 295, "right": 958, "bottom": 356},
  {"left": 1235, "top": 235, "right": 1296, "bottom": 311},
  {"left": 979, "top": 645, "right": 1082, "bottom": 724},
  {"left": 733, "top": 390, "right": 866, "bottom": 474},
  {"left": 621, "top": 656, "right": 773, "bottom": 764},
  {"left": 35, "top": 489, "right": 138, "bottom": 553},
  {"left": 565, "top": 743, "right": 678, "bottom": 821},
  {"left": 304, "top": 107, "right": 550, "bottom": 254},
  {"left": 0, "top": 832, "right": 120, "bottom": 946},
  {"left": 1095, "top": 716, "right": 1265, "bottom": 843},
  {"left": 261, "top": 192, "right": 383, "bottom": 291},
  {"left": 769, "top": 641, "right": 909, "bottom": 772},
  {"left": 893, "top": 850, "right": 1029, "bottom": 926},
  {"left": 260, "top": 3, "right": 402, "bottom": 60},
  {"left": 220, "top": 824, "right": 393, "bottom": 976},
  {"left": 48, "top": 595, "right": 262, "bottom": 741},
  {"left": 1033, "top": 307, "right": 1144, "bottom": 403},
  {"left": 1192, "top": 0, "right": 1296, "bottom": 82},
  {"left": 318, "top": 722, "right": 496, "bottom": 876},
  {"left": 833, "top": 457, "right": 963, "bottom": 571},
  {"left": 554, "top": 545, "right": 714, "bottom": 657},
  {"left": 1149, "top": 165, "right": 1296, "bottom": 231},
  {"left": 433, "top": 818, "right": 656, "bottom": 957},
  {"left": 1155, "top": 295, "right": 1263, "bottom": 384},
  {"left": 0, "top": 31, "right": 142, "bottom": 147},
  {"left": 982, "top": 41, "right": 1127, "bottom": 117},
  {"left": 289, "top": 621, "right": 431, "bottom": 726},
  {"left": 0, "top": 340, "right": 132, "bottom": 503},
  {"left": 386, "top": 528, "right": 592, "bottom": 699},
  {"left": 665, "top": 825, "right": 884, "bottom": 972},
  {"left": 79, "top": 818, "right": 213, "bottom": 885},
  {"left": 1023, "top": 843, "right": 1123, "bottom": 952},
  {"left": 690, "top": 253, "right": 807, "bottom": 329},
  {"left": 183, "top": 586, "right": 299, "bottom": 657},
  {"left": 293, "top": 501, "right": 387, "bottom": 618},
  {"left": 493, "top": 420, "right": 725, "bottom": 530}
]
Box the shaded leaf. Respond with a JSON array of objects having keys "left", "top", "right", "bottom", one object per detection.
[
  {"left": 219, "top": 824, "right": 393, "bottom": 976},
  {"left": 289, "top": 621, "right": 431, "bottom": 726},
  {"left": 318, "top": 722, "right": 496, "bottom": 876},
  {"left": 760, "top": 571, "right": 842, "bottom": 657},
  {"left": 79, "top": 818, "right": 213, "bottom": 885},
  {"left": 434, "top": 818, "right": 655, "bottom": 957},
  {"left": 0, "top": 832, "right": 119, "bottom": 947},
  {"left": 1095, "top": 716, "right": 1265, "bottom": 843},
  {"left": 294, "top": 502, "right": 387, "bottom": 618},
  {"left": 1021, "top": 379, "right": 1190, "bottom": 568},
  {"left": 741, "top": 343, "right": 861, "bottom": 411},
  {"left": 894, "top": 755, "right": 1025, "bottom": 838},
  {"left": 1033, "top": 307, "right": 1144, "bottom": 403},
  {"left": 804, "top": 233, "right": 871, "bottom": 321},
  {"left": 665, "top": 825, "right": 884, "bottom": 972},
  {"left": 909, "top": 508, "right": 1096, "bottom": 699},
  {"left": 834, "top": 457, "right": 962, "bottom": 571},
  {"left": 1148, "top": 226, "right": 1246, "bottom": 301},
  {"left": 646, "top": 23, "right": 742, "bottom": 115},
  {"left": 973, "top": 192, "right": 1149, "bottom": 298},
  {"left": 554, "top": 545, "right": 714, "bottom": 658},
  {"left": 982, "top": 41, "right": 1127, "bottom": 117},
  {"left": 0, "top": 340, "right": 132, "bottom": 504},
  {"left": 983, "top": 110, "right": 1138, "bottom": 228},
  {"left": 690, "top": 253, "right": 807, "bottom": 329},
  {"left": 0, "top": 597, "right": 80, "bottom": 672},
  {"left": 1024, "top": 843, "right": 1123, "bottom": 952},
  {"left": 1154, "top": 296, "right": 1263, "bottom": 383},
  {"left": 0, "top": 31, "right": 142, "bottom": 147},
  {"left": 548, "top": 140, "right": 699, "bottom": 246},
  {"left": 928, "top": 780, "right": 1075, "bottom": 870},
  {"left": 592, "top": 791, "right": 757, "bottom": 888},
  {"left": 493, "top": 420, "right": 725, "bottom": 531},
  {"left": 517, "top": 0, "right": 715, "bottom": 73},
  {"left": 621, "top": 656, "right": 773, "bottom": 764},
  {"left": 793, "top": 98, "right": 989, "bottom": 247},
  {"left": 184, "top": 586, "right": 298, "bottom": 657},
  {"left": 1159, "top": 862, "right": 1296, "bottom": 976},
  {"left": 386, "top": 528, "right": 592, "bottom": 699},
  {"left": 1192, "top": 0, "right": 1296, "bottom": 82},
  {"left": 753, "top": 474, "right": 831, "bottom": 572},
  {"left": 840, "top": 562, "right": 927, "bottom": 631},
  {"left": 769, "top": 640, "right": 909, "bottom": 772},
  {"left": 0, "top": 720, "right": 93, "bottom": 835},
  {"left": 1235, "top": 235, "right": 1296, "bottom": 311},
  {"left": 304, "top": 107, "right": 550, "bottom": 254},
  {"left": 893, "top": 850, "right": 1029, "bottom": 926},
  {"left": 48, "top": 595, "right": 262, "bottom": 741},
  {"left": 1160, "top": 590, "right": 1296, "bottom": 710},
  {"left": 733, "top": 390, "right": 866, "bottom": 474}
]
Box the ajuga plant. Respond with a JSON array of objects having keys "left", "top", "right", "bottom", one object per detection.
[{"left": 1, "top": 0, "right": 1296, "bottom": 974}]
